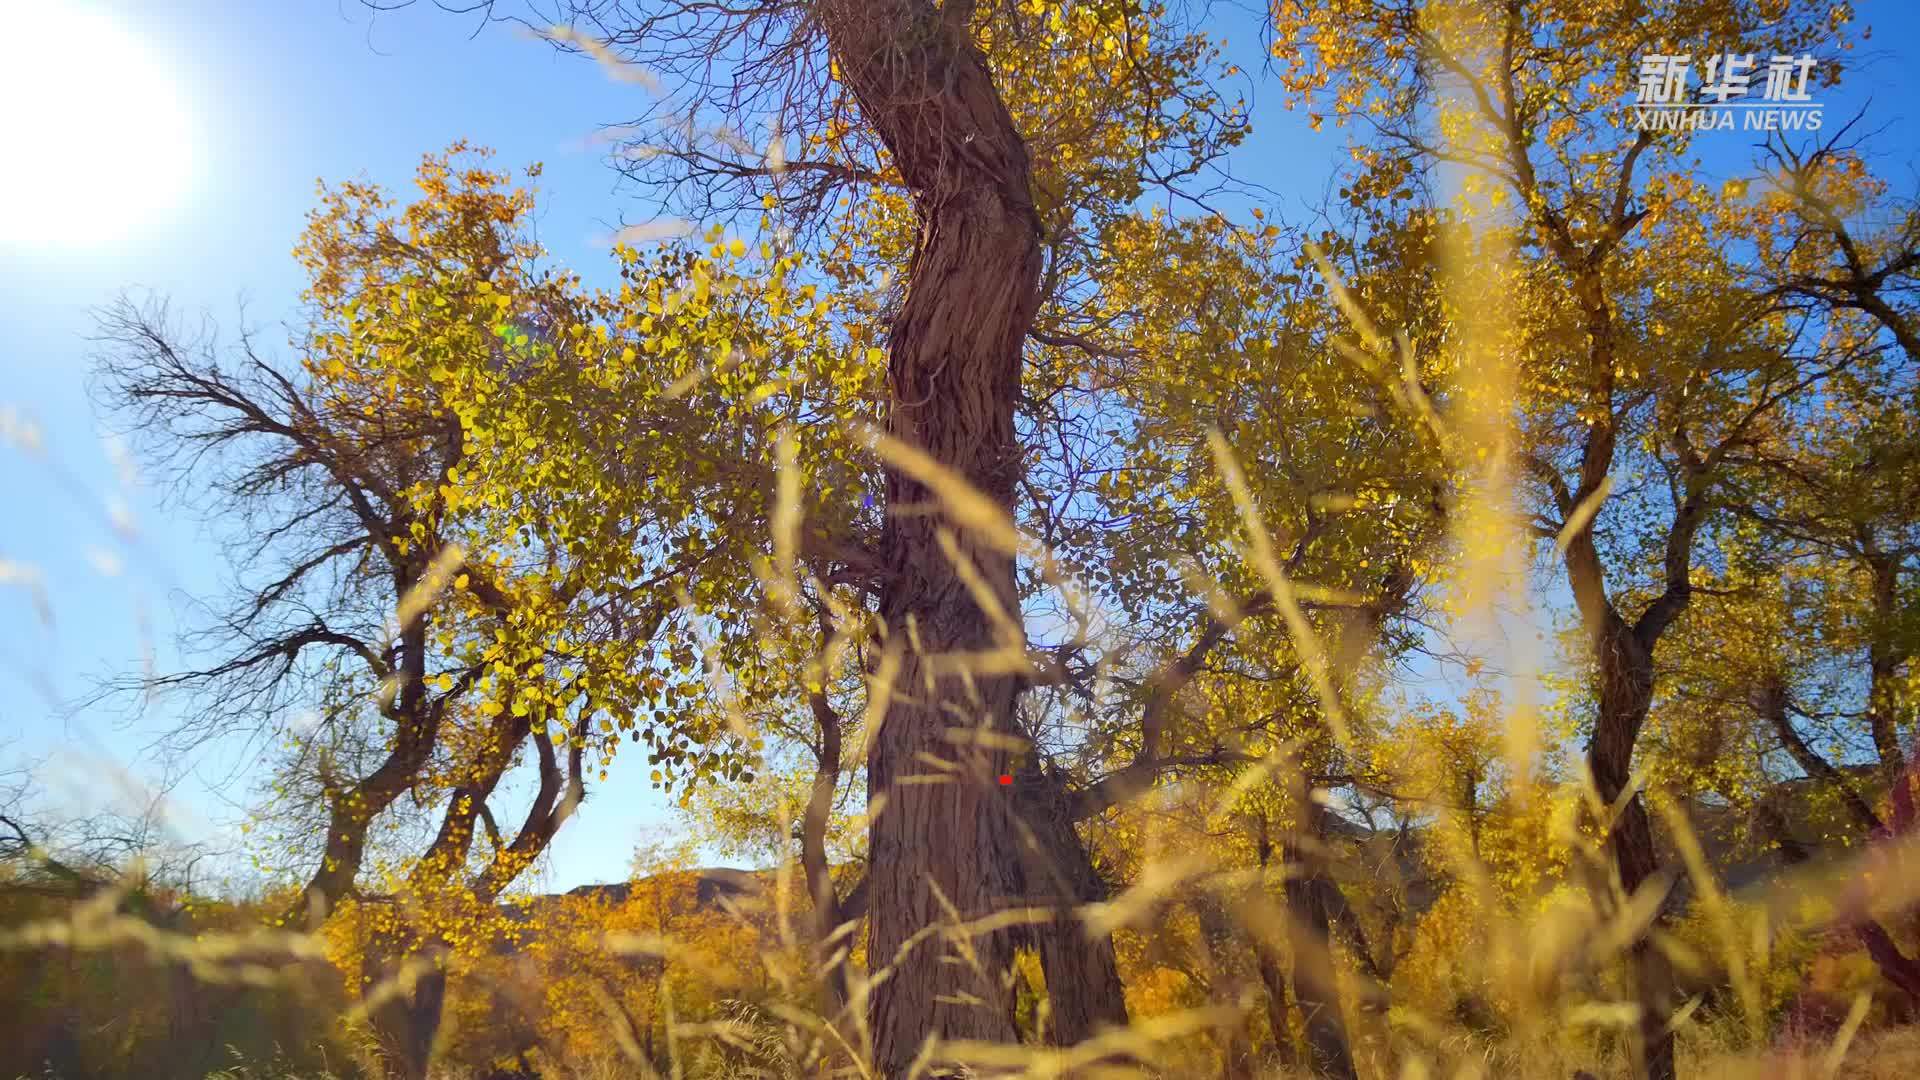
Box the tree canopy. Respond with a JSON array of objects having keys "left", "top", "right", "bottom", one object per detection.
[{"left": 11, "top": 2, "right": 1920, "bottom": 1080}]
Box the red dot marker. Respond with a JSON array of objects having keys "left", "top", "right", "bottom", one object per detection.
[{"left": 998, "top": 774, "right": 1013, "bottom": 786}]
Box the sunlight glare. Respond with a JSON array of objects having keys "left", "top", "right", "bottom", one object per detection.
[{"left": 0, "top": 3, "right": 195, "bottom": 252}]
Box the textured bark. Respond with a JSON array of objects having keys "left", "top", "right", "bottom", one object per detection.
[
  {"left": 1035, "top": 913, "right": 1129, "bottom": 1049},
  {"left": 813, "top": 2, "right": 1044, "bottom": 1072},
  {"left": 1011, "top": 777, "right": 1130, "bottom": 1048}
]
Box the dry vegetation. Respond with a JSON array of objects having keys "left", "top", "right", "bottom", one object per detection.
[{"left": 6, "top": 1, "right": 1920, "bottom": 1079}]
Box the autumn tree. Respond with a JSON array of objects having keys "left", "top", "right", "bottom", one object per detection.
[
  {"left": 90, "top": 145, "right": 838, "bottom": 1077},
  {"left": 344, "top": 5, "right": 1453, "bottom": 1072},
  {"left": 1643, "top": 135, "right": 1920, "bottom": 1004},
  {"left": 1744, "top": 130, "right": 1920, "bottom": 788},
  {"left": 1266, "top": 2, "right": 1870, "bottom": 1075},
  {"left": 73, "top": 0, "right": 1920, "bottom": 1075},
  {"left": 427, "top": 1, "right": 1278, "bottom": 1068}
]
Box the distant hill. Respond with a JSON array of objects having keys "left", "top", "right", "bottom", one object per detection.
[{"left": 563, "top": 867, "right": 762, "bottom": 909}]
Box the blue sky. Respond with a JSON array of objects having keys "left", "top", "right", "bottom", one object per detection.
[
  {"left": 1, "top": 0, "right": 701, "bottom": 890},
  {"left": 3, "top": 1, "right": 1919, "bottom": 892}
]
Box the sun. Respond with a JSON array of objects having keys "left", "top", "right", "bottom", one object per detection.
[{"left": 0, "top": 4, "right": 194, "bottom": 252}]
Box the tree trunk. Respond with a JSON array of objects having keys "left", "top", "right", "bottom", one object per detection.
[
  {"left": 1284, "top": 865, "right": 1359, "bottom": 1080},
  {"left": 1567, "top": 491, "right": 1706, "bottom": 1080},
  {"left": 293, "top": 614, "right": 438, "bottom": 932},
  {"left": 1034, "top": 913, "right": 1129, "bottom": 1050},
  {"left": 361, "top": 708, "right": 567, "bottom": 1080},
  {"left": 1195, "top": 893, "right": 1257, "bottom": 1080},
  {"left": 1011, "top": 776, "right": 1130, "bottom": 1048},
  {"left": 1277, "top": 761, "right": 1358, "bottom": 1080},
  {"left": 1249, "top": 818, "right": 1301, "bottom": 1070},
  {"left": 1866, "top": 554, "right": 1908, "bottom": 780},
  {"left": 362, "top": 939, "right": 448, "bottom": 1080},
  {"left": 1588, "top": 618, "right": 1677, "bottom": 1080},
  {"left": 1254, "top": 943, "right": 1300, "bottom": 1070},
  {"left": 813, "top": 2, "right": 1044, "bottom": 1074},
  {"left": 804, "top": 691, "right": 857, "bottom": 1015}
]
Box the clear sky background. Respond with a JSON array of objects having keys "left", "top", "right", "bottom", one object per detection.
[
  {"left": 3, "top": 0, "right": 1919, "bottom": 893},
  {"left": 2, "top": 0, "right": 727, "bottom": 891}
]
